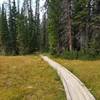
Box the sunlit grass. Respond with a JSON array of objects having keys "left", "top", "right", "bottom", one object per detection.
[
  {"left": 53, "top": 57, "right": 100, "bottom": 100},
  {"left": 0, "top": 55, "right": 66, "bottom": 100}
]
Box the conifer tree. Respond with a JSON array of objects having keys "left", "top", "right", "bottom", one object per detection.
[
  {"left": 28, "top": 0, "right": 36, "bottom": 52},
  {"left": 40, "top": 12, "right": 48, "bottom": 51},
  {"left": 0, "top": 7, "right": 2, "bottom": 53},
  {"left": 1, "top": 4, "right": 10, "bottom": 55},
  {"left": 48, "top": 0, "right": 60, "bottom": 54},
  {"left": 9, "top": 0, "right": 18, "bottom": 55},
  {"left": 35, "top": 0, "right": 40, "bottom": 50}
]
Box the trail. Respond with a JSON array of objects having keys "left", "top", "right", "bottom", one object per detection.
[{"left": 41, "top": 55, "right": 96, "bottom": 100}]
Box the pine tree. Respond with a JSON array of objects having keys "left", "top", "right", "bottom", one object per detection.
[
  {"left": 72, "top": 0, "right": 88, "bottom": 51},
  {"left": 89, "top": 0, "right": 100, "bottom": 55},
  {"left": 40, "top": 12, "right": 48, "bottom": 51},
  {"left": 17, "top": 0, "right": 29, "bottom": 54},
  {"left": 48, "top": 0, "right": 60, "bottom": 54},
  {"left": 1, "top": 4, "right": 10, "bottom": 55},
  {"left": 35, "top": 0, "right": 40, "bottom": 50},
  {"left": 16, "top": 12, "right": 26, "bottom": 54},
  {"left": 0, "top": 6, "right": 2, "bottom": 53},
  {"left": 28, "top": 0, "right": 36, "bottom": 53},
  {"left": 9, "top": 0, "right": 18, "bottom": 55}
]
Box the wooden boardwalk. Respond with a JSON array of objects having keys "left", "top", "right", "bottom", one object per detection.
[{"left": 41, "top": 55, "right": 95, "bottom": 100}]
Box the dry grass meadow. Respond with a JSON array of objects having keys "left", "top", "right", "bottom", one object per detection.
[{"left": 0, "top": 55, "right": 66, "bottom": 100}]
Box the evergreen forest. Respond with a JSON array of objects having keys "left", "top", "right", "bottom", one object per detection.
[{"left": 0, "top": 0, "right": 100, "bottom": 58}]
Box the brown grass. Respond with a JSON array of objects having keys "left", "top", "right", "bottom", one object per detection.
[{"left": 0, "top": 55, "right": 66, "bottom": 100}]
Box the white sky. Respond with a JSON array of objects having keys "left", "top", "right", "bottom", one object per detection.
[{"left": 0, "top": 0, "right": 45, "bottom": 20}]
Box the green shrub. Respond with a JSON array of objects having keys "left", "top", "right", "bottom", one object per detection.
[
  {"left": 61, "top": 51, "right": 78, "bottom": 59},
  {"left": 59, "top": 50, "right": 100, "bottom": 60}
]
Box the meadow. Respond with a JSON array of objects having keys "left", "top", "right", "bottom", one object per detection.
[{"left": 0, "top": 55, "right": 66, "bottom": 100}]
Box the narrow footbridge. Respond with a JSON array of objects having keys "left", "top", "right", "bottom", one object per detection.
[{"left": 41, "top": 55, "right": 96, "bottom": 100}]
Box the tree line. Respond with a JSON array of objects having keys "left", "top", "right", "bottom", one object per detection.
[{"left": 0, "top": 0, "right": 100, "bottom": 57}]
